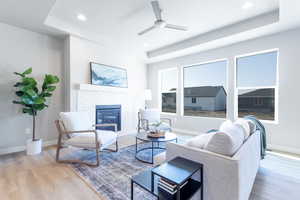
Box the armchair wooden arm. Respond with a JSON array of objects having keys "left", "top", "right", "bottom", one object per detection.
[
  {"left": 160, "top": 117, "right": 172, "bottom": 126},
  {"left": 94, "top": 123, "right": 118, "bottom": 132},
  {"left": 55, "top": 120, "right": 100, "bottom": 167}
]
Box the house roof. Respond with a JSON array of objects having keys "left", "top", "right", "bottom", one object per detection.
[
  {"left": 184, "top": 86, "right": 226, "bottom": 97},
  {"left": 239, "top": 89, "right": 274, "bottom": 98}
]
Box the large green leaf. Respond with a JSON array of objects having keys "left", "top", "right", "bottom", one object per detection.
[
  {"left": 33, "top": 97, "right": 45, "bottom": 104},
  {"left": 46, "top": 86, "right": 56, "bottom": 92},
  {"left": 21, "top": 95, "right": 34, "bottom": 105},
  {"left": 14, "top": 72, "right": 25, "bottom": 77},
  {"left": 33, "top": 104, "right": 47, "bottom": 111},
  {"left": 24, "top": 88, "right": 37, "bottom": 98},
  {"left": 14, "top": 82, "right": 24, "bottom": 87},
  {"left": 12, "top": 100, "right": 25, "bottom": 105},
  {"left": 22, "top": 68, "right": 32, "bottom": 75},
  {"left": 22, "top": 108, "right": 34, "bottom": 115},
  {"left": 44, "top": 75, "right": 59, "bottom": 85},
  {"left": 41, "top": 92, "right": 52, "bottom": 97},
  {"left": 15, "top": 91, "right": 24, "bottom": 97},
  {"left": 22, "top": 77, "right": 37, "bottom": 86}
]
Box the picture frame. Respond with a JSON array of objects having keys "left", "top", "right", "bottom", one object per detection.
[{"left": 90, "top": 62, "right": 128, "bottom": 88}]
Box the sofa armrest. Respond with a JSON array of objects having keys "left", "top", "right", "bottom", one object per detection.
[{"left": 166, "top": 142, "right": 240, "bottom": 200}]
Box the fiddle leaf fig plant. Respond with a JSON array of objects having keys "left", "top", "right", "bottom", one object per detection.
[{"left": 13, "top": 67, "right": 59, "bottom": 141}]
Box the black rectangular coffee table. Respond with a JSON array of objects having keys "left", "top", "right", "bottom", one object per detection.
[{"left": 131, "top": 157, "right": 203, "bottom": 200}]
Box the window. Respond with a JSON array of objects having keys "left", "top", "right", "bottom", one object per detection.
[
  {"left": 160, "top": 68, "right": 178, "bottom": 113},
  {"left": 236, "top": 50, "right": 278, "bottom": 121},
  {"left": 183, "top": 60, "right": 227, "bottom": 118},
  {"left": 192, "top": 97, "right": 197, "bottom": 104}
]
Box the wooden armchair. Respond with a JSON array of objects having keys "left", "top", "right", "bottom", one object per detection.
[
  {"left": 138, "top": 109, "right": 172, "bottom": 133},
  {"left": 55, "top": 112, "right": 118, "bottom": 167}
]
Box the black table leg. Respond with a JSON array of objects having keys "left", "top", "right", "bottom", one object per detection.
[
  {"left": 131, "top": 179, "right": 134, "bottom": 200},
  {"left": 176, "top": 185, "right": 180, "bottom": 200},
  {"left": 200, "top": 168, "right": 203, "bottom": 200},
  {"left": 135, "top": 137, "right": 138, "bottom": 153},
  {"left": 151, "top": 141, "right": 154, "bottom": 164}
]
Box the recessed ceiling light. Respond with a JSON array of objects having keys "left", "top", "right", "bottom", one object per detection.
[
  {"left": 242, "top": 1, "right": 254, "bottom": 10},
  {"left": 77, "top": 14, "right": 87, "bottom": 21}
]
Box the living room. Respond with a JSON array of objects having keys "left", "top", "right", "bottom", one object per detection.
[{"left": 0, "top": 0, "right": 300, "bottom": 200}]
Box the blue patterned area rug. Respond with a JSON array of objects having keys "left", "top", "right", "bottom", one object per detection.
[
  {"left": 69, "top": 144, "right": 300, "bottom": 200},
  {"left": 70, "top": 143, "right": 162, "bottom": 200}
]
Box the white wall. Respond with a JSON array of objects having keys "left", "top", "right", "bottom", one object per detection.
[
  {"left": 147, "top": 28, "right": 300, "bottom": 154},
  {"left": 65, "top": 35, "right": 147, "bottom": 134},
  {"left": 0, "top": 23, "right": 65, "bottom": 154}
]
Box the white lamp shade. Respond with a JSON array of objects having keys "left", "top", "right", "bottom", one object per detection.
[{"left": 145, "top": 89, "right": 152, "bottom": 101}]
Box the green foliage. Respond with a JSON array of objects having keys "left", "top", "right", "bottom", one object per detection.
[{"left": 12, "top": 67, "right": 60, "bottom": 116}]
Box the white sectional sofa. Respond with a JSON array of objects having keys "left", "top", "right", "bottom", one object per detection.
[{"left": 165, "top": 130, "right": 261, "bottom": 200}]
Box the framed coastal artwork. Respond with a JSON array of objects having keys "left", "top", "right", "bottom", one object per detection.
[{"left": 90, "top": 62, "right": 128, "bottom": 88}]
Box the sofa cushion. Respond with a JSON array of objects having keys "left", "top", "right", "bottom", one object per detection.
[
  {"left": 205, "top": 121, "right": 244, "bottom": 156},
  {"left": 234, "top": 119, "right": 250, "bottom": 140},
  {"left": 186, "top": 133, "right": 215, "bottom": 149}
]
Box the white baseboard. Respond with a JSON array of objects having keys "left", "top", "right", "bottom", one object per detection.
[
  {"left": 268, "top": 144, "right": 300, "bottom": 155},
  {"left": 0, "top": 139, "right": 57, "bottom": 156}
]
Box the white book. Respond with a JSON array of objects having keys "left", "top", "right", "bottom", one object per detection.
[{"left": 158, "top": 183, "right": 177, "bottom": 195}]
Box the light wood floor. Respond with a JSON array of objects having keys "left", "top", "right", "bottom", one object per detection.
[
  {"left": 0, "top": 135, "right": 138, "bottom": 200},
  {"left": 1, "top": 135, "right": 299, "bottom": 200},
  {"left": 0, "top": 146, "right": 104, "bottom": 200}
]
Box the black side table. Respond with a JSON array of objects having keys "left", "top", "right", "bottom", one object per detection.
[{"left": 131, "top": 157, "right": 203, "bottom": 200}]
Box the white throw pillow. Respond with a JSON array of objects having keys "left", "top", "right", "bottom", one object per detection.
[
  {"left": 219, "top": 120, "right": 233, "bottom": 131},
  {"left": 186, "top": 133, "right": 215, "bottom": 149},
  {"left": 206, "top": 121, "right": 245, "bottom": 156},
  {"left": 59, "top": 112, "right": 93, "bottom": 132},
  {"left": 234, "top": 119, "right": 250, "bottom": 140}
]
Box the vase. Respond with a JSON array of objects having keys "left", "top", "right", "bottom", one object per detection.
[{"left": 26, "top": 139, "right": 42, "bottom": 155}]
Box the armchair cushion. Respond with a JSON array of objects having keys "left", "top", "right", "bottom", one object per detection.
[
  {"left": 65, "top": 130, "right": 117, "bottom": 149},
  {"left": 59, "top": 112, "right": 93, "bottom": 133},
  {"left": 139, "top": 108, "right": 160, "bottom": 124}
]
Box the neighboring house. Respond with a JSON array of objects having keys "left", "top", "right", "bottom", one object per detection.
[
  {"left": 162, "top": 91, "right": 176, "bottom": 111},
  {"left": 239, "top": 89, "right": 274, "bottom": 112},
  {"left": 184, "top": 86, "right": 226, "bottom": 111}
]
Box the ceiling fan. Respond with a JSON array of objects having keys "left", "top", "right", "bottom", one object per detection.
[{"left": 138, "top": 0, "right": 188, "bottom": 35}]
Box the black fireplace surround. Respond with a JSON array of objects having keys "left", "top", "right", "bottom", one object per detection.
[{"left": 95, "top": 105, "right": 121, "bottom": 131}]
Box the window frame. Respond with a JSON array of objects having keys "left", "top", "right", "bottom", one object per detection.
[
  {"left": 158, "top": 67, "right": 179, "bottom": 115},
  {"left": 234, "top": 49, "right": 279, "bottom": 123},
  {"left": 182, "top": 58, "right": 228, "bottom": 119}
]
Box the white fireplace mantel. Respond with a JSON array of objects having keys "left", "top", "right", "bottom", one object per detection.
[{"left": 78, "top": 84, "right": 129, "bottom": 93}]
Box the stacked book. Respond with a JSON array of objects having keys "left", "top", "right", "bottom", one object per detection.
[{"left": 158, "top": 178, "right": 188, "bottom": 195}]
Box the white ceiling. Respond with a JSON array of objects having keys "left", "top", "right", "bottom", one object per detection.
[
  {"left": 0, "top": 0, "right": 64, "bottom": 36},
  {"left": 46, "top": 0, "right": 279, "bottom": 50},
  {"left": 1, "top": 0, "right": 300, "bottom": 62}
]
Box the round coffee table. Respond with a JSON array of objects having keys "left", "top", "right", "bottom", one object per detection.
[{"left": 135, "top": 132, "right": 178, "bottom": 164}]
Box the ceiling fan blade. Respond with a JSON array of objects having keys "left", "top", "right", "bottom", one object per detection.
[
  {"left": 138, "top": 26, "right": 156, "bottom": 35},
  {"left": 165, "top": 24, "right": 188, "bottom": 31},
  {"left": 151, "top": 1, "right": 162, "bottom": 20}
]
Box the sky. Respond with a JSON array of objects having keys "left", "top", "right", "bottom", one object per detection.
[
  {"left": 162, "top": 51, "right": 277, "bottom": 92},
  {"left": 237, "top": 51, "right": 277, "bottom": 87},
  {"left": 184, "top": 60, "right": 227, "bottom": 89}
]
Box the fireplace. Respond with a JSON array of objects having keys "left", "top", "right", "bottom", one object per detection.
[{"left": 95, "top": 105, "right": 121, "bottom": 131}]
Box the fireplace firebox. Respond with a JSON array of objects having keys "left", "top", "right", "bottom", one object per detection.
[{"left": 95, "top": 105, "right": 121, "bottom": 131}]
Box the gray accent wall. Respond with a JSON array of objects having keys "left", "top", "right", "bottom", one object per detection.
[{"left": 0, "top": 22, "right": 65, "bottom": 153}]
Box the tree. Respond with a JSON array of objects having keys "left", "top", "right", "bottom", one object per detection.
[{"left": 13, "top": 68, "right": 59, "bottom": 141}]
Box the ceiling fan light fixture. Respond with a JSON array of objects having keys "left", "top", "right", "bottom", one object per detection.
[
  {"left": 77, "top": 14, "right": 87, "bottom": 21},
  {"left": 242, "top": 1, "right": 254, "bottom": 10}
]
